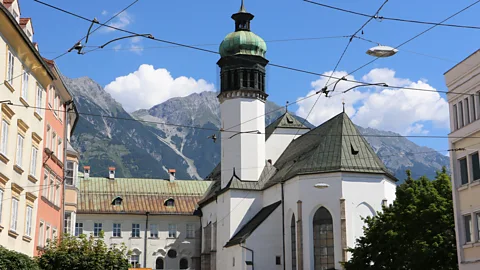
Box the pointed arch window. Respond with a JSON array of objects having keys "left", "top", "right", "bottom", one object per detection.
[
  {"left": 291, "top": 215, "right": 297, "bottom": 270},
  {"left": 155, "top": 257, "right": 164, "bottom": 269},
  {"left": 313, "top": 207, "right": 334, "bottom": 269}
]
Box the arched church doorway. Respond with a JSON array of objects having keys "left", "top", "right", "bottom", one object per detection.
[
  {"left": 313, "top": 207, "right": 334, "bottom": 270},
  {"left": 155, "top": 257, "right": 164, "bottom": 269}
]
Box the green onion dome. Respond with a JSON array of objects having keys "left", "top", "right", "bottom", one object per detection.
[{"left": 219, "top": 30, "right": 267, "bottom": 58}]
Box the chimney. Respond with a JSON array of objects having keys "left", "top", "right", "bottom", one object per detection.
[
  {"left": 109, "top": 167, "right": 115, "bottom": 180},
  {"left": 168, "top": 169, "right": 176, "bottom": 182},
  {"left": 84, "top": 166, "right": 90, "bottom": 179}
]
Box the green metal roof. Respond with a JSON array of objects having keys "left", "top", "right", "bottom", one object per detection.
[
  {"left": 268, "top": 112, "right": 395, "bottom": 185},
  {"left": 78, "top": 177, "right": 212, "bottom": 214},
  {"left": 265, "top": 112, "right": 310, "bottom": 140},
  {"left": 219, "top": 31, "right": 267, "bottom": 58}
]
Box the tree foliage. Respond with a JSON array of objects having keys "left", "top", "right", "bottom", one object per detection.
[
  {"left": 0, "top": 245, "right": 39, "bottom": 270},
  {"left": 345, "top": 167, "right": 457, "bottom": 270},
  {"left": 36, "top": 234, "right": 131, "bottom": 270}
]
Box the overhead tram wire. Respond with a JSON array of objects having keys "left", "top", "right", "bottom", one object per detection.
[
  {"left": 8, "top": 102, "right": 480, "bottom": 140},
  {"left": 303, "top": 0, "right": 480, "bottom": 30},
  {"left": 33, "top": 0, "right": 470, "bottom": 96},
  {"left": 326, "top": 0, "right": 480, "bottom": 90},
  {"left": 323, "top": 0, "right": 389, "bottom": 87}
]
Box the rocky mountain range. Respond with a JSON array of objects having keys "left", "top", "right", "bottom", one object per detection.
[{"left": 65, "top": 76, "right": 450, "bottom": 183}]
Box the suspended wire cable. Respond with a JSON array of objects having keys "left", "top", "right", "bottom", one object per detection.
[
  {"left": 324, "top": 0, "right": 389, "bottom": 87},
  {"left": 326, "top": 0, "right": 480, "bottom": 88},
  {"left": 303, "top": 0, "right": 480, "bottom": 30}
]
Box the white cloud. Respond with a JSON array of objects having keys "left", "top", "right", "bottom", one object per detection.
[
  {"left": 112, "top": 44, "right": 122, "bottom": 52},
  {"left": 103, "top": 11, "right": 132, "bottom": 32},
  {"left": 105, "top": 64, "right": 215, "bottom": 112},
  {"left": 295, "top": 68, "right": 449, "bottom": 135},
  {"left": 101, "top": 10, "right": 108, "bottom": 16}
]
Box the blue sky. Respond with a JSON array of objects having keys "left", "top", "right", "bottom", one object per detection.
[{"left": 21, "top": 0, "right": 480, "bottom": 153}]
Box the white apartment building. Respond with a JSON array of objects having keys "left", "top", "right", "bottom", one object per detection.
[
  {"left": 75, "top": 167, "right": 212, "bottom": 270},
  {"left": 445, "top": 49, "right": 480, "bottom": 270},
  {"left": 0, "top": 0, "right": 56, "bottom": 256}
]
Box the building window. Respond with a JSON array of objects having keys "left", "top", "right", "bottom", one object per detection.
[
  {"left": 0, "top": 189, "right": 3, "bottom": 224},
  {"left": 472, "top": 152, "right": 480, "bottom": 181},
  {"left": 168, "top": 224, "right": 177, "bottom": 238},
  {"left": 25, "top": 205, "right": 33, "bottom": 237},
  {"left": 21, "top": 71, "right": 29, "bottom": 100},
  {"left": 459, "top": 101, "right": 465, "bottom": 127},
  {"left": 313, "top": 207, "right": 335, "bottom": 270},
  {"left": 64, "top": 212, "right": 72, "bottom": 235},
  {"left": 167, "top": 249, "right": 177, "bottom": 258},
  {"left": 472, "top": 94, "right": 477, "bottom": 121},
  {"left": 276, "top": 256, "right": 282, "bottom": 265},
  {"left": 51, "top": 132, "right": 56, "bottom": 155},
  {"left": 186, "top": 224, "right": 195, "bottom": 238},
  {"left": 150, "top": 224, "right": 158, "bottom": 238},
  {"left": 113, "top": 223, "right": 121, "bottom": 237},
  {"left": 52, "top": 228, "right": 57, "bottom": 241},
  {"left": 465, "top": 98, "right": 471, "bottom": 125},
  {"left": 179, "top": 258, "right": 189, "bottom": 269},
  {"left": 94, "top": 223, "right": 103, "bottom": 237},
  {"left": 30, "top": 147, "right": 38, "bottom": 177},
  {"left": 164, "top": 198, "right": 175, "bottom": 207},
  {"left": 0, "top": 120, "right": 8, "bottom": 156},
  {"left": 48, "top": 86, "right": 54, "bottom": 107},
  {"left": 477, "top": 213, "right": 480, "bottom": 243},
  {"left": 131, "top": 223, "right": 140, "bottom": 238},
  {"left": 10, "top": 198, "right": 18, "bottom": 231},
  {"left": 453, "top": 104, "right": 458, "bottom": 130},
  {"left": 16, "top": 134, "right": 24, "bottom": 167},
  {"left": 54, "top": 95, "right": 58, "bottom": 116},
  {"left": 57, "top": 139, "right": 62, "bottom": 159},
  {"left": 43, "top": 170, "right": 49, "bottom": 198},
  {"left": 129, "top": 254, "right": 140, "bottom": 268},
  {"left": 49, "top": 174, "right": 55, "bottom": 202},
  {"left": 459, "top": 158, "right": 469, "bottom": 185},
  {"left": 13, "top": 10, "right": 19, "bottom": 22},
  {"left": 465, "top": 214, "right": 473, "bottom": 243},
  {"left": 55, "top": 179, "right": 60, "bottom": 206},
  {"left": 75, "top": 222, "right": 83, "bottom": 236},
  {"left": 65, "top": 161, "right": 76, "bottom": 185},
  {"left": 156, "top": 257, "right": 164, "bottom": 269},
  {"left": 7, "top": 50, "right": 14, "bottom": 85},
  {"left": 46, "top": 225, "right": 51, "bottom": 244},
  {"left": 36, "top": 85, "right": 43, "bottom": 115},
  {"left": 38, "top": 221, "right": 45, "bottom": 247},
  {"left": 291, "top": 215, "right": 297, "bottom": 270},
  {"left": 46, "top": 125, "right": 51, "bottom": 149}
]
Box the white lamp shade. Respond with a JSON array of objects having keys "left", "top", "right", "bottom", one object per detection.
[{"left": 366, "top": 46, "right": 398, "bottom": 57}]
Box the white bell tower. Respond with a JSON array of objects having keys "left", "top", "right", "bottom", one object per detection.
[{"left": 217, "top": 0, "right": 268, "bottom": 188}]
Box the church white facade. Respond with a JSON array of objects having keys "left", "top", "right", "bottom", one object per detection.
[{"left": 197, "top": 2, "right": 397, "bottom": 270}]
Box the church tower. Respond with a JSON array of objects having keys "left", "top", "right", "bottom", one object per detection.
[{"left": 218, "top": 0, "right": 268, "bottom": 188}]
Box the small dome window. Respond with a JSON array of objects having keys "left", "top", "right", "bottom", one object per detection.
[
  {"left": 164, "top": 198, "right": 175, "bottom": 207},
  {"left": 112, "top": 196, "right": 123, "bottom": 206},
  {"left": 167, "top": 249, "right": 177, "bottom": 258}
]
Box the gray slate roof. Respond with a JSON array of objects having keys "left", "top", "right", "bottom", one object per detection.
[
  {"left": 199, "top": 112, "right": 395, "bottom": 206},
  {"left": 224, "top": 201, "right": 281, "bottom": 247},
  {"left": 265, "top": 111, "right": 310, "bottom": 140}
]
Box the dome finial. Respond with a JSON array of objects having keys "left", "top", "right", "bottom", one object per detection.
[{"left": 239, "top": 0, "right": 247, "bottom": 13}]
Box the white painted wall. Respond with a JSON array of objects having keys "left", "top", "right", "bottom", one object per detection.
[
  {"left": 220, "top": 98, "right": 265, "bottom": 188},
  {"left": 77, "top": 214, "right": 201, "bottom": 270},
  {"left": 245, "top": 206, "right": 283, "bottom": 270},
  {"left": 266, "top": 128, "right": 308, "bottom": 164}
]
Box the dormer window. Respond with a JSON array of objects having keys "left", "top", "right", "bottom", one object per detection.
[
  {"left": 27, "top": 30, "right": 32, "bottom": 41},
  {"left": 164, "top": 198, "right": 175, "bottom": 207},
  {"left": 112, "top": 196, "right": 123, "bottom": 206},
  {"left": 13, "top": 10, "right": 19, "bottom": 23}
]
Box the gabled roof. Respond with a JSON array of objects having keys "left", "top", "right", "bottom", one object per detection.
[
  {"left": 265, "top": 111, "right": 310, "bottom": 140},
  {"left": 224, "top": 201, "right": 281, "bottom": 247},
  {"left": 267, "top": 112, "right": 395, "bottom": 186},
  {"left": 199, "top": 112, "right": 396, "bottom": 207},
  {"left": 78, "top": 177, "right": 212, "bottom": 215}
]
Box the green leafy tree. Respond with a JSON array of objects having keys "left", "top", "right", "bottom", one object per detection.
[
  {"left": 0, "top": 245, "right": 39, "bottom": 270},
  {"left": 345, "top": 167, "right": 457, "bottom": 270},
  {"left": 36, "top": 234, "right": 131, "bottom": 270}
]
